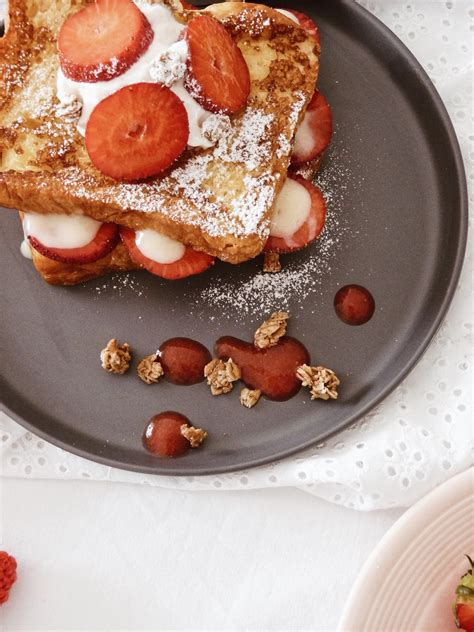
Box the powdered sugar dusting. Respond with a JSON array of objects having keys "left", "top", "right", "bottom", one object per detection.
[
  {"left": 92, "top": 273, "right": 147, "bottom": 297},
  {"left": 214, "top": 109, "right": 275, "bottom": 171},
  {"left": 187, "top": 140, "right": 358, "bottom": 320},
  {"left": 202, "top": 114, "right": 232, "bottom": 144},
  {"left": 61, "top": 106, "right": 281, "bottom": 240},
  {"left": 148, "top": 49, "right": 186, "bottom": 87}
]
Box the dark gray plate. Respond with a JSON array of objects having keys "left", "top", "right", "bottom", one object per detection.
[{"left": 0, "top": 0, "right": 467, "bottom": 475}]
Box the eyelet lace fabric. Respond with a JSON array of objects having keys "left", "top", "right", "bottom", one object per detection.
[{"left": 0, "top": 1, "right": 472, "bottom": 510}]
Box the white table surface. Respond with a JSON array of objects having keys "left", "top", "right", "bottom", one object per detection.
[
  {"left": 1, "top": 0, "right": 471, "bottom": 628},
  {"left": 1, "top": 478, "right": 402, "bottom": 630}
]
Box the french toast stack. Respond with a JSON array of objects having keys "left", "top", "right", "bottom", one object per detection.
[{"left": 0, "top": 0, "right": 332, "bottom": 285}]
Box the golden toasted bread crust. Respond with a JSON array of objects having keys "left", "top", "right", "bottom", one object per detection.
[
  {"left": 24, "top": 148, "right": 323, "bottom": 285},
  {"left": 0, "top": 1, "right": 319, "bottom": 263}
]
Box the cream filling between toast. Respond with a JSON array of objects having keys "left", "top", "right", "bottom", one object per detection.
[
  {"left": 20, "top": 240, "right": 33, "bottom": 260},
  {"left": 270, "top": 178, "right": 311, "bottom": 238},
  {"left": 56, "top": 2, "right": 217, "bottom": 148},
  {"left": 23, "top": 213, "right": 102, "bottom": 248},
  {"left": 293, "top": 111, "right": 317, "bottom": 158},
  {"left": 135, "top": 229, "right": 185, "bottom": 264}
]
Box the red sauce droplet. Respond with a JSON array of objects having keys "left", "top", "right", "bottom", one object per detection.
[
  {"left": 334, "top": 284, "right": 375, "bottom": 326},
  {"left": 215, "top": 336, "right": 310, "bottom": 401},
  {"left": 159, "top": 337, "right": 211, "bottom": 385},
  {"left": 143, "top": 412, "right": 190, "bottom": 457}
]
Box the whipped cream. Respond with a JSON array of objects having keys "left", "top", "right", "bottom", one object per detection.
[
  {"left": 23, "top": 212, "right": 102, "bottom": 248},
  {"left": 20, "top": 239, "right": 33, "bottom": 259},
  {"left": 270, "top": 178, "right": 311, "bottom": 238},
  {"left": 135, "top": 228, "right": 185, "bottom": 264},
  {"left": 56, "top": 2, "right": 217, "bottom": 148}
]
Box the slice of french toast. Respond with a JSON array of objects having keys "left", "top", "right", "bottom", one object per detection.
[
  {"left": 22, "top": 152, "right": 324, "bottom": 285},
  {"left": 0, "top": 0, "right": 319, "bottom": 264}
]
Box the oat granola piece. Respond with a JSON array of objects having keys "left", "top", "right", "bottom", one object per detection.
[
  {"left": 296, "top": 364, "right": 340, "bottom": 401},
  {"left": 56, "top": 94, "right": 82, "bottom": 120},
  {"left": 254, "top": 311, "right": 289, "bottom": 349},
  {"left": 204, "top": 358, "right": 241, "bottom": 395},
  {"left": 148, "top": 50, "right": 186, "bottom": 87},
  {"left": 202, "top": 113, "right": 232, "bottom": 144},
  {"left": 137, "top": 353, "right": 164, "bottom": 384},
  {"left": 263, "top": 252, "right": 281, "bottom": 273},
  {"left": 100, "top": 339, "right": 132, "bottom": 374},
  {"left": 180, "top": 424, "right": 208, "bottom": 448},
  {"left": 240, "top": 388, "right": 262, "bottom": 409}
]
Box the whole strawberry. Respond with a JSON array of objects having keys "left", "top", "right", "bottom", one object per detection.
[
  {"left": 0, "top": 551, "right": 17, "bottom": 606},
  {"left": 454, "top": 555, "right": 474, "bottom": 631}
]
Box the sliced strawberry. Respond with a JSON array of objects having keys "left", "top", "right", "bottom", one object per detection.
[
  {"left": 58, "top": 0, "right": 153, "bottom": 83},
  {"left": 456, "top": 603, "right": 474, "bottom": 632},
  {"left": 28, "top": 222, "right": 119, "bottom": 264},
  {"left": 291, "top": 91, "right": 333, "bottom": 165},
  {"left": 184, "top": 14, "right": 250, "bottom": 114},
  {"left": 85, "top": 83, "right": 189, "bottom": 181},
  {"left": 285, "top": 9, "right": 321, "bottom": 49},
  {"left": 180, "top": 0, "right": 195, "bottom": 9},
  {"left": 264, "top": 176, "right": 326, "bottom": 254},
  {"left": 120, "top": 227, "right": 214, "bottom": 280}
]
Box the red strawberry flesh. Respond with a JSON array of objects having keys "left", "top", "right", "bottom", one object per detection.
[
  {"left": 85, "top": 83, "right": 189, "bottom": 181},
  {"left": 27, "top": 222, "right": 119, "bottom": 264},
  {"left": 120, "top": 227, "right": 214, "bottom": 280},
  {"left": 457, "top": 603, "right": 474, "bottom": 632},
  {"left": 58, "top": 0, "right": 153, "bottom": 83},
  {"left": 291, "top": 91, "right": 333, "bottom": 165},
  {"left": 0, "top": 551, "right": 17, "bottom": 606},
  {"left": 184, "top": 14, "right": 250, "bottom": 114}
]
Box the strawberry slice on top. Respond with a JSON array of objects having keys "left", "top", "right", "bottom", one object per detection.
[
  {"left": 27, "top": 222, "right": 120, "bottom": 264},
  {"left": 58, "top": 0, "right": 153, "bottom": 83},
  {"left": 184, "top": 14, "right": 250, "bottom": 114},
  {"left": 85, "top": 83, "right": 189, "bottom": 181},
  {"left": 120, "top": 227, "right": 215, "bottom": 280},
  {"left": 264, "top": 175, "right": 326, "bottom": 254},
  {"left": 291, "top": 91, "right": 333, "bottom": 165}
]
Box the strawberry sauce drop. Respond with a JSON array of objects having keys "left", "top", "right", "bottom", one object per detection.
[
  {"left": 143, "top": 412, "right": 190, "bottom": 457},
  {"left": 215, "top": 336, "right": 310, "bottom": 401},
  {"left": 334, "top": 284, "right": 375, "bottom": 326},
  {"left": 159, "top": 338, "right": 211, "bottom": 385}
]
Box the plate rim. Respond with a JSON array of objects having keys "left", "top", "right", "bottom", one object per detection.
[
  {"left": 337, "top": 467, "right": 474, "bottom": 630},
  {"left": 0, "top": 0, "right": 469, "bottom": 476}
]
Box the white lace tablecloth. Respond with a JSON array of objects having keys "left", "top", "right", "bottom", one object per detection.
[{"left": 1, "top": 0, "right": 472, "bottom": 511}]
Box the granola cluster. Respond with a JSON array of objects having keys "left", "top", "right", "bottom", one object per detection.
[
  {"left": 181, "top": 424, "right": 208, "bottom": 448},
  {"left": 98, "top": 307, "right": 341, "bottom": 462},
  {"left": 263, "top": 252, "right": 281, "bottom": 273},
  {"left": 137, "top": 354, "right": 164, "bottom": 385},
  {"left": 240, "top": 388, "right": 261, "bottom": 409},
  {"left": 204, "top": 358, "right": 241, "bottom": 395},
  {"left": 296, "top": 364, "right": 340, "bottom": 400},
  {"left": 100, "top": 339, "right": 132, "bottom": 375},
  {"left": 254, "top": 311, "right": 289, "bottom": 349}
]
